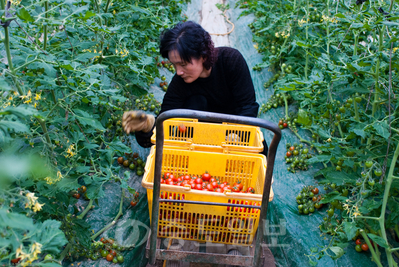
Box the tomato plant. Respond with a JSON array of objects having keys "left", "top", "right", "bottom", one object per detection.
[
  {"left": 0, "top": 0, "right": 189, "bottom": 265},
  {"left": 239, "top": 0, "right": 399, "bottom": 265}
]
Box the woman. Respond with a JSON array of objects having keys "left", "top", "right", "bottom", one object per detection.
[{"left": 122, "top": 21, "right": 268, "bottom": 155}]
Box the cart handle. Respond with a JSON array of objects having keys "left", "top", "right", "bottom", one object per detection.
[{"left": 149, "top": 109, "right": 281, "bottom": 267}]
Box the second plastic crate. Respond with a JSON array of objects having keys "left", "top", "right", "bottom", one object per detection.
[
  {"left": 142, "top": 146, "right": 273, "bottom": 245},
  {"left": 150, "top": 118, "right": 264, "bottom": 153}
]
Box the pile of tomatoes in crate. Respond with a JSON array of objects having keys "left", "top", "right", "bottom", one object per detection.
[{"left": 160, "top": 172, "right": 255, "bottom": 194}]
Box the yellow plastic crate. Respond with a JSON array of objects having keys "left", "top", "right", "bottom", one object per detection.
[
  {"left": 142, "top": 146, "right": 274, "bottom": 245},
  {"left": 150, "top": 118, "right": 264, "bottom": 153}
]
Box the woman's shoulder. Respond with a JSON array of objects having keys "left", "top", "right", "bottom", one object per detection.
[
  {"left": 216, "top": 47, "right": 246, "bottom": 69},
  {"left": 217, "top": 46, "right": 242, "bottom": 58}
]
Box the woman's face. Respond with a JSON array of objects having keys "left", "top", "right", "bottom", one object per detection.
[{"left": 168, "top": 50, "right": 211, "bottom": 83}]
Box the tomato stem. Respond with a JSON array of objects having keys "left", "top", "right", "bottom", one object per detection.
[
  {"left": 34, "top": 116, "right": 54, "bottom": 154},
  {"left": 283, "top": 93, "right": 288, "bottom": 120},
  {"left": 43, "top": 1, "right": 49, "bottom": 51},
  {"left": 58, "top": 243, "right": 72, "bottom": 262},
  {"left": 359, "top": 230, "right": 383, "bottom": 267},
  {"left": 91, "top": 188, "right": 125, "bottom": 240},
  {"left": 1, "top": 0, "right": 24, "bottom": 95},
  {"left": 372, "top": 26, "right": 384, "bottom": 118},
  {"left": 104, "top": 0, "right": 113, "bottom": 13},
  {"left": 353, "top": 100, "right": 360, "bottom": 122},
  {"left": 304, "top": 0, "right": 309, "bottom": 80},
  {"left": 337, "top": 122, "right": 344, "bottom": 138},
  {"left": 77, "top": 199, "right": 94, "bottom": 220},
  {"left": 326, "top": 0, "right": 330, "bottom": 54},
  {"left": 353, "top": 32, "right": 358, "bottom": 56}
]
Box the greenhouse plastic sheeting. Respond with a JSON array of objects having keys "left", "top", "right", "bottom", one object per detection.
[{"left": 65, "top": 1, "right": 375, "bottom": 266}]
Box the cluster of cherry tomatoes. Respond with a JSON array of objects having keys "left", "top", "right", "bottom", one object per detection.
[
  {"left": 134, "top": 93, "right": 161, "bottom": 115},
  {"left": 98, "top": 238, "right": 125, "bottom": 264},
  {"left": 130, "top": 191, "right": 139, "bottom": 207},
  {"left": 159, "top": 75, "right": 169, "bottom": 92},
  {"left": 117, "top": 152, "right": 145, "bottom": 176},
  {"left": 278, "top": 119, "right": 289, "bottom": 129},
  {"left": 156, "top": 57, "right": 175, "bottom": 73},
  {"left": 285, "top": 143, "right": 312, "bottom": 172},
  {"left": 72, "top": 185, "right": 87, "bottom": 199},
  {"left": 160, "top": 172, "right": 255, "bottom": 194},
  {"left": 296, "top": 185, "right": 323, "bottom": 215},
  {"left": 354, "top": 238, "right": 370, "bottom": 253},
  {"left": 259, "top": 92, "right": 292, "bottom": 114}
]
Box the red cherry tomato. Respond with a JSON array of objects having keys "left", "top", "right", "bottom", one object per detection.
[
  {"left": 247, "top": 187, "right": 255, "bottom": 194},
  {"left": 361, "top": 243, "right": 369, "bottom": 251},
  {"left": 194, "top": 178, "right": 203, "bottom": 184},
  {"left": 202, "top": 172, "right": 211, "bottom": 181},
  {"left": 178, "top": 124, "right": 186, "bottom": 132},
  {"left": 195, "top": 184, "right": 203, "bottom": 190}
]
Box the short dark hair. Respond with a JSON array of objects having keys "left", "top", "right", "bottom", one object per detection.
[{"left": 159, "top": 21, "right": 217, "bottom": 70}]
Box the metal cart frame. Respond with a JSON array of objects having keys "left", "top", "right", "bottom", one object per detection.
[{"left": 146, "top": 109, "right": 281, "bottom": 267}]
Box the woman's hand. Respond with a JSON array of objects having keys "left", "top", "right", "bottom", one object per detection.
[{"left": 122, "top": 111, "right": 155, "bottom": 134}]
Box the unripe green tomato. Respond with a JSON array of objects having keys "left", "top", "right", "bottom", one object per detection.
[
  {"left": 365, "top": 161, "right": 373, "bottom": 168},
  {"left": 44, "top": 254, "right": 53, "bottom": 260}
]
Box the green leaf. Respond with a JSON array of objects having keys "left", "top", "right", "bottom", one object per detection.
[
  {"left": 108, "top": 140, "right": 132, "bottom": 153},
  {"left": 297, "top": 109, "right": 311, "bottom": 126},
  {"left": 1, "top": 105, "right": 38, "bottom": 117},
  {"left": 31, "top": 220, "right": 67, "bottom": 254},
  {"left": 319, "top": 192, "right": 348, "bottom": 204},
  {"left": 59, "top": 64, "right": 74, "bottom": 71},
  {"left": 17, "top": 7, "right": 34, "bottom": 22},
  {"left": 373, "top": 121, "right": 390, "bottom": 139},
  {"left": 381, "top": 21, "right": 399, "bottom": 26},
  {"left": 83, "top": 10, "right": 96, "bottom": 20},
  {"left": 130, "top": 5, "right": 151, "bottom": 15},
  {"left": 0, "top": 208, "right": 35, "bottom": 231},
  {"left": 280, "top": 83, "right": 296, "bottom": 91},
  {"left": 343, "top": 222, "right": 359, "bottom": 240},
  {"left": 367, "top": 234, "right": 389, "bottom": 248},
  {"left": 322, "top": 170, "right": 356, "bottom": 185},
  {"left": 329, "top": 246, "right": 345, "bottom": 259},
  {"left": 335, "top": 13, "right": 346, "bottom": 18},
  {"left": 55, "top": 178, "right": 80, "bottom": 193},
  {"left": 74, "top": 109, "right": 105, "bottom": 130},
  {"left": 76, "top": 166, "right": 91, "bottom": 173},
  {"left": 307, "top": 155, "right": 331, "bottom": 164},
  {"left": 32, "top": 61, "right": 57, "bottom": 77},
  {"left": 296, "top": 41, "right": 311, "bottom": 48},
  {"left": 0, "top": 121, "right": 29, "bottom": 133},
  {"left": 84, "top": 176, "right": 106, "bottom": 199},
  {"left": 0, "top": 76, "right": 11, "bottom": 91},
  {"left": 352, "top": 23, "right": 364, "bottom": 28}
]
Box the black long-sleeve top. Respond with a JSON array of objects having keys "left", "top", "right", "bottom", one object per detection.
[{"left": 136, "top": 47, "right": 259, "bottom": 147}]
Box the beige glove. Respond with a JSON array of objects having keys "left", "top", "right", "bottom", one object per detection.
[{"left": 122, "top": 111, "right": 155, "bottom": 134}]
